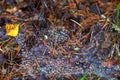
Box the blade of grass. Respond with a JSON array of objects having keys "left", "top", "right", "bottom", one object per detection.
[
  {"left": 80, "top": 74, "right": 87, "bottom": 80},
  {"left": 116, "top": 2, "right": 120, "bottom": 26},
  {"left": 112, "top": 2, "right": 120, "bottom": 32}
]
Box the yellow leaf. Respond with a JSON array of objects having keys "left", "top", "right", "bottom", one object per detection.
[{"left": 5, "top": 24, "right": 20, "bottom": 37}]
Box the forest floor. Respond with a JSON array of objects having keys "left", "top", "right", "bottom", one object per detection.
[{"left": 0, "top": 0, "right": 120, "bottom": 80}]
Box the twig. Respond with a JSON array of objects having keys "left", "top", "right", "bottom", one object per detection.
[{"left": 70, "top": 19, "right": 83, "bottom": 29}]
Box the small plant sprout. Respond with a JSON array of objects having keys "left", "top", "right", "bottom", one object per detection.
[
  {"left": 74, "top": 47, "right": 80, "bottom": 51},
  {"left": 101, "top": 14, "right": 111, "bottom": 23},
  {"left": 101, "top": 14, "right": 106, "bottom": 19},
  {"left": 80, "top": 74, "right": 87, "bottom": 80}
]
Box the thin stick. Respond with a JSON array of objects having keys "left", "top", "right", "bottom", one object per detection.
[{"left": 70, "top": 19, "right": 83, "bottom": 29}]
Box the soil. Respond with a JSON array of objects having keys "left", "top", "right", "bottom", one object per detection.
[{"left": 0, "top": 0, "right": 120, "bottom": 80}]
